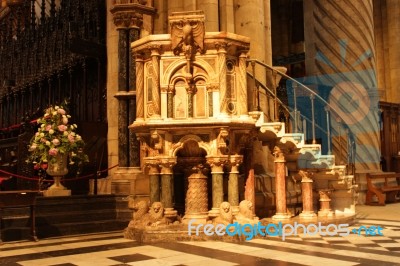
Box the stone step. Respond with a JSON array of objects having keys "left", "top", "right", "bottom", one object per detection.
[{"left": 0, "top": 194, "right": 130, "bottom": 242}]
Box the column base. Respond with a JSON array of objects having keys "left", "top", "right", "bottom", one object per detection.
[
  {"left": 272, "top": 212, "right": 291, "bottom": 220},
  {"left": 182, "top": 213, "right": 208, "bottom": 224},
  {"left": 299, "top": 211, "right": 317, "bottom": 220},
  {"left": 318, "top": 210, "right": 334, "bottom": 218}
]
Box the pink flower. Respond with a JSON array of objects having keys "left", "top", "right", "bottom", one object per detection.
[
  {"left": 45, "top": 125, "right": 52, "bottom": 131},
  {"left": 58, "top": 125, "right": 68, "bottom": 131},
  {"left": 48, "top": 148, "right": 58, "bottom": 156},
  {"left": 62, "top": 117, "right": 68, "bottom": 124},
  {"left": 68, "top": 134, "right": 75, "bottom": 143},
  {"left": 52, "top": 139, "right": 60, "bottom": 146},
  {"left": 57, "top": 108, "right": 66, "bottom": 115}
]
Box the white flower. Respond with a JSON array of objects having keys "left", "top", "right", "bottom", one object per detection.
[
  {"left": 55, "top": 106, "right": 59, "bottom": 110},
  {"left": 45, "top": 141, "right": 51, "bottom": 146},
  {"left": 40, "top": 133, "right": 45, "bottom": 137},
  {"left": 49, "top": 129, "right": 54, "bottom": 135},
  {"left": 64, "top": 131, "right": 69, "bottom": 136},
  {"left": 53, "top": 111, "right": 57, "bottom": 116}
]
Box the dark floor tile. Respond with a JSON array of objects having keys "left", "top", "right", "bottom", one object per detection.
[{"left": 109, "top": 254, "right": 154, "bottom": 263}]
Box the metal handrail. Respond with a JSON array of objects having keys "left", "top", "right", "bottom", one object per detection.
[{"left": 247, "top": 59, "right": 356, "bottom": 174}]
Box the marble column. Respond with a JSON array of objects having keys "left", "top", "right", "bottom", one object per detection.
[
  {"left": 146, "top": 160, "right": 160, "bottom": 203},
  {"left": 272, "top": 147, "right": 290, "bottom": 220},
  {"left": 159, "top": 157, "right": 178, "bottom": 221},
  {"left": 228, "top": 155, "right": 243, "bottom": 212},
  {"left": 206, "top": 156, "right": 228, "bottom": 218},
  {"left": 299, "top": 171, "right": 316, "bottom": 219}
]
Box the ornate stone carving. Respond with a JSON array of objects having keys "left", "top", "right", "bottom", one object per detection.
[
  {"left": 170, "top": 11, "right": 205, "bottom": 84},
  {"left": 234, "top": 200, "right": 259, "bottom": 224},
  {"left": 213, "top": 202, "right": 233, "bottom": 225},
  {"left": 127, "top": 200, "right": 150, "bottom": 227},
  {"left": 217, "top": 128, "right": 229, "bottom": 155}
]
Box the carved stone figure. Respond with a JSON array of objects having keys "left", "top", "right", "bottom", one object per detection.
[
  {"left": 128, "top": 200, "right": 150, "bottom": 227},
  {"left": 214, "top": 201, "right": 233, "bottom": 225},
  {"left": 148, "top": 201, "right": 168, "bottom": 227},
  {"left": 234, "top": 200, "right": 259, "bottom": 224}
]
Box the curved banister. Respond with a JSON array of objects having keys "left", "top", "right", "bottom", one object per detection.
[{"left": 247, "top": 58, "right": 356, "bottom": 174}]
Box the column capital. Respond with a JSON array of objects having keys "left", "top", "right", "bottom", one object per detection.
[
  {"left": 229, "top": 155, "right": 243, "bottom": 167},
  {"left": 273, "top": 146, "right": 286, "bottom": 163},
  {"left": 158, "top": 156, "right": 177, "bottom": 174},
  {"left": 206, "top": 155, "right": 229, "bottom": 168},
  {"left": 110, "top": 2, "right": 156, "bottom": 29}
]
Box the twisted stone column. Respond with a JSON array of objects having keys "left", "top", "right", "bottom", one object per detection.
[
  {"left": 135, "top": 54, "right": 145, "bottom": 121},
  {"left": 216, "top": 42, "right": 228, "bottom": 115},
  {"left": 238, "top": 51, "right": 249, "bottom": 116},
  {"left": 150, "top": 46, "right": 161, "bottom": 118}
]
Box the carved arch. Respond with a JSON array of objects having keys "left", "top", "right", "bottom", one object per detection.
[{"left": 171, "top": 135, "right": 212, "bottom": 156}]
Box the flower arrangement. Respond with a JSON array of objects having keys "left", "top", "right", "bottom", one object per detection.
[{"left": 27, "top": 104, "right": 89, "bottom": 169}]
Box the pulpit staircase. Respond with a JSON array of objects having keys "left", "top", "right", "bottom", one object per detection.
[{"left": 247, "top": 59, "right": 357, "bottom": 218}]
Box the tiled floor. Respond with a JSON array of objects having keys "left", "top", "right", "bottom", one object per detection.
[{"left": 1, "top": 209, "right": 400, "bottom": 265}]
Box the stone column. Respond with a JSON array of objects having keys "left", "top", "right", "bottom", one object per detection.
[
  {"left": 228, "top": 155, "right": 243, "bottom": 213},
  {"left": 207, "top": 156, "right": 228, "bottom": 218},
  {"left": 272, "top": 147, "right": 290, "bottom": 220},
  {"left": 145, "top": 159, "right": 160, "bottom": 203},
  {"left": 216, "top": 42, "right": 228, "bottom": 115},
  {"left": 386, "top": 0, "right": 400, "bottom": 103},
  {"left": 159, "top": 157, "right": 176, "bottom": 209},
  {"left": 299, "top": 171, "right": 316, "bottom": 219},
  {"left": 150, "top": 46, "right": 161, "bottom": 118},
  {"left": 238, "top": 50, "right": 249, "bottom": 117},
  {"left": 304, "top": 0, "right": 379, "bottom": 171},
  {"left": 183, "top": 166, "right": 209, "bottom": 224},
  {"left": 159, "top": 157, "right": 178, "bottom": 221},
  {"left": 135, "top": 53, "right": 145, "bottom": 121}
]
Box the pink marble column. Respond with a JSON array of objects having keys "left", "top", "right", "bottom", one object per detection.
[
  {"left": 272, "top": 147, "right": 290, "bottom": 220},
  {"left": 299, "top": 171, "right": 316, "bottom": 219}
]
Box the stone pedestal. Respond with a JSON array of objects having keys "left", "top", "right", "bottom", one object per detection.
[
  {"left": 318, "top": 189, "right": 334, "bottom": 217},
  {"left": 111, "top": 167, "right": 142, "bottom": 195}
]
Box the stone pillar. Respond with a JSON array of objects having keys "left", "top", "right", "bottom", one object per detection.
[
  {"left": 145, "top": 160, "right": 160, "bottom": 203},
  {"left": 216, "top": 42, "right": 228, "bottom": 115},
  {"left": 228, "top": 155, "right": 243, "bottom": 212},
  {"left": 207, "top": 156, "right": 228, "bottom": 218},
  {"left": 272, "top": 147, "right": 290, "bottom": 220},
  {"left": 183, "top": 166, "right": 209, "bottom": 224},
  {"left": 304, "top": 0, "right": 379, "bottom": 171},
  {"left": 150, "top": 46, "right": 161, "bottom": 118},
  {"left": 318, "top": 189, "right": 334, "bottom": 217},
  {"left": 386, "top": 0, "right": 400, "bottom": 103},
  {"left": 198, "top": 0, "right": 219, "bottom": 31},
  {"left": 299, "top": 171, "right": 316, "bottom": 219},
  {"left": 159, "top": 157, "right": 178, "bottom": 221},
  {"left": 159, "top": 157, "right": 176, "bottom": 209}
]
